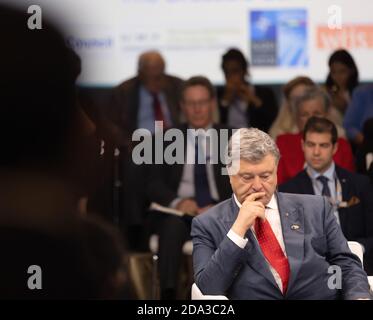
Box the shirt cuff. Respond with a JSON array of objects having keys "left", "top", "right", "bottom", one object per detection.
[{"left": 227, "top": 229, "right": 248, "bottom": 249}]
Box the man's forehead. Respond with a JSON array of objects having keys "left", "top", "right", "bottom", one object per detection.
[
  {"left": 237, "top": 156, "right": 276, "bottom": 171},
  {"left": 304, "top": 131, "right": 333, "bottom": 143}
]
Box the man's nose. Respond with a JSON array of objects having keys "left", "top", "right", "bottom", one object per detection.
[
  {"left": 194, "top": 104, "right": 203, "bottom": 112},
  {"left": 252, "top": 176, "right": 263, "bottom": 191},
  {"left": 313, "top": 146, "right": 321, "bottom": 155}
]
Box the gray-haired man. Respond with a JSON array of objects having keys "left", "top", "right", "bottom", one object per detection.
[{"left": 191, "top": 128, "right": 371, "bottom": 299}]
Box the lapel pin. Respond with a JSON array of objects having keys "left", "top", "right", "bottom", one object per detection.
[{"left": 291, "top": 224, "right": 300, "bottom": 230}]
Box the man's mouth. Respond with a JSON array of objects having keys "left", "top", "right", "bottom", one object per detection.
[{"left": 312, "top": 158, "right": 322, "bottom": 163}]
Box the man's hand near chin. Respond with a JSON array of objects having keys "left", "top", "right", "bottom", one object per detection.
[{"left": 231, "top": 192, "right": 266, "bottom": 238}]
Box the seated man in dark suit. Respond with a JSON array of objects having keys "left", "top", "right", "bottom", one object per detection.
[
  {"left": 108, "top": 51, "right": 185, "bottom": 250},
  {"left": 147, "top": 76, "right": 232, "bottom": 299},
  {"left": 276, "top": 86, "right": 355, "bottom": 184},
  {"left": 108, "top": 50, "right": 184, "bottom": 145},
  {"left": 279, "top": 117, "right": 373, "bottom": 274},
  {"left": 191, "top": 127, "right": 371, "bottom": 299}
]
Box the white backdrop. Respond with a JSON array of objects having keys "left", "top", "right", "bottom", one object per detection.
[{"left": 5, "top": 0, "right": 373, "bottom": 86}]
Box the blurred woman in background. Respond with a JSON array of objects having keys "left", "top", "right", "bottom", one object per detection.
[{"left": 324, "top": 49, "right": 359, "bottom": 126}]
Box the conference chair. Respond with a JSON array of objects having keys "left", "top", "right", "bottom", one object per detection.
[{"left": 149, "top": 234, "right": 193, "bottom": 299}]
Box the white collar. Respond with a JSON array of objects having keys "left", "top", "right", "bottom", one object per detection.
[{"left": 307, "top": 162, "right": 335, "bottom": 182}]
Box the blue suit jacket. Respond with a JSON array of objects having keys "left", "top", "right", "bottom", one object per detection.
[{"left": 191, "top": 192, "right": 371, "bottom": 299}]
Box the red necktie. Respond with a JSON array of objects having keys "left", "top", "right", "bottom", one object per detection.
[
  {"left": 254, "top": 218, "right": 290, "bottom": 294},
  {"left": 152, "top": 93, "right": 167, "bottom": 127}
]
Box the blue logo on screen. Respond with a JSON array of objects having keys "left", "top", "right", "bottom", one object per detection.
[
  {"left": 250, "top": 9, "right": 308, "bottom": 67},
  {"left": 67, "top": 37, "right": 113, "bottom": 50}
]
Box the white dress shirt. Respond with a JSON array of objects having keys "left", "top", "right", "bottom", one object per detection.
[
  {"left": 227, "top": 193, "right": 287, "bottom": 292},
  {"left": 306, "top": 162, "right": 341, "bottom": 225}
]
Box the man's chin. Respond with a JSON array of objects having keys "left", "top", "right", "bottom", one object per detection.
[{"left": 311, "top": 163, "right": 326, "bottom": 172}]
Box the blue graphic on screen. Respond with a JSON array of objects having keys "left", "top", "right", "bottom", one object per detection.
[{"left": 250, "top": 9, "right": 308, "bottom": 67}]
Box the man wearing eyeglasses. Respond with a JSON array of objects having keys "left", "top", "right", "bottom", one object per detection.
[{"left": 147, "top": 76, "right": 232, "bottom": 299}]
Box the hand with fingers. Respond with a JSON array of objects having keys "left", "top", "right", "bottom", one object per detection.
[
  {"left": 176, "top": 198, "right": 199, "bottom": 216},
  {"left": 231, "top": 192, "right": 266, "bottom": 238}
]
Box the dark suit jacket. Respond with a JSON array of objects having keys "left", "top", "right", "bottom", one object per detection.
[
  {"left": 279, "top": 166, "right": 373, "bottom": 273},
  {"left": 217, "top": 84, "right": 278, "bottom": 133},
  {"left": 108, "top": 75, "right": 184, "bottom": 147},
  {"left": 147, "top": 124, "right": 232, "bottom": 207},
  {"left": 191, "top": 192, "right": 371, "bottom": 299}
]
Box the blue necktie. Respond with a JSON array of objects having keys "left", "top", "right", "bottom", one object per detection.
[
  {"left": 194, "top": 139, "right": 213, "bottom": 207},
  {"left": 317, "top": 175, "right": 331, "bottom": 197}
]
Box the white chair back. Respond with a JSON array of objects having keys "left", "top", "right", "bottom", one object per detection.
[
  {"left": 191, "top": 283, "right": 228, "bottom": 300},
  {"left": 347, "top": 241, "right": 364, "bottom": 265}
]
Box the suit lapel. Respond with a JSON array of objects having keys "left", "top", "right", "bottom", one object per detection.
[
  {"left": 335, "top": 166, "right": 350, "bottom": 230},
  {"left": 172, "top": 125, "right": 188, "bottom": 184},
  {"left": 276, "top": 192, "right": 305, "bottom": 294},
  {"left": 299, "top": 170, "right": 315, "bottom": 195},
  {"left": 211, "top": 125, "right": 229, "bottom": 200}
]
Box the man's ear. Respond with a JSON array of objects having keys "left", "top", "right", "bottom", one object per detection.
[
  {"left": 301, "top": 139, "right": 305, "bottom": 152},
  {"left": 211, "top": 97, "right": 218, "bottom": 111},
  {"left": 332, "top": 142, "right": 338, "bottom": 156}
]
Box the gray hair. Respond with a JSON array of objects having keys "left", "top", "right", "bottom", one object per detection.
[
  {"left": 226, "top": 128, "right": 280, "bottom": 174},
  {"left": 291, "top": 86, "right": 331, "bottom": 116}
]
